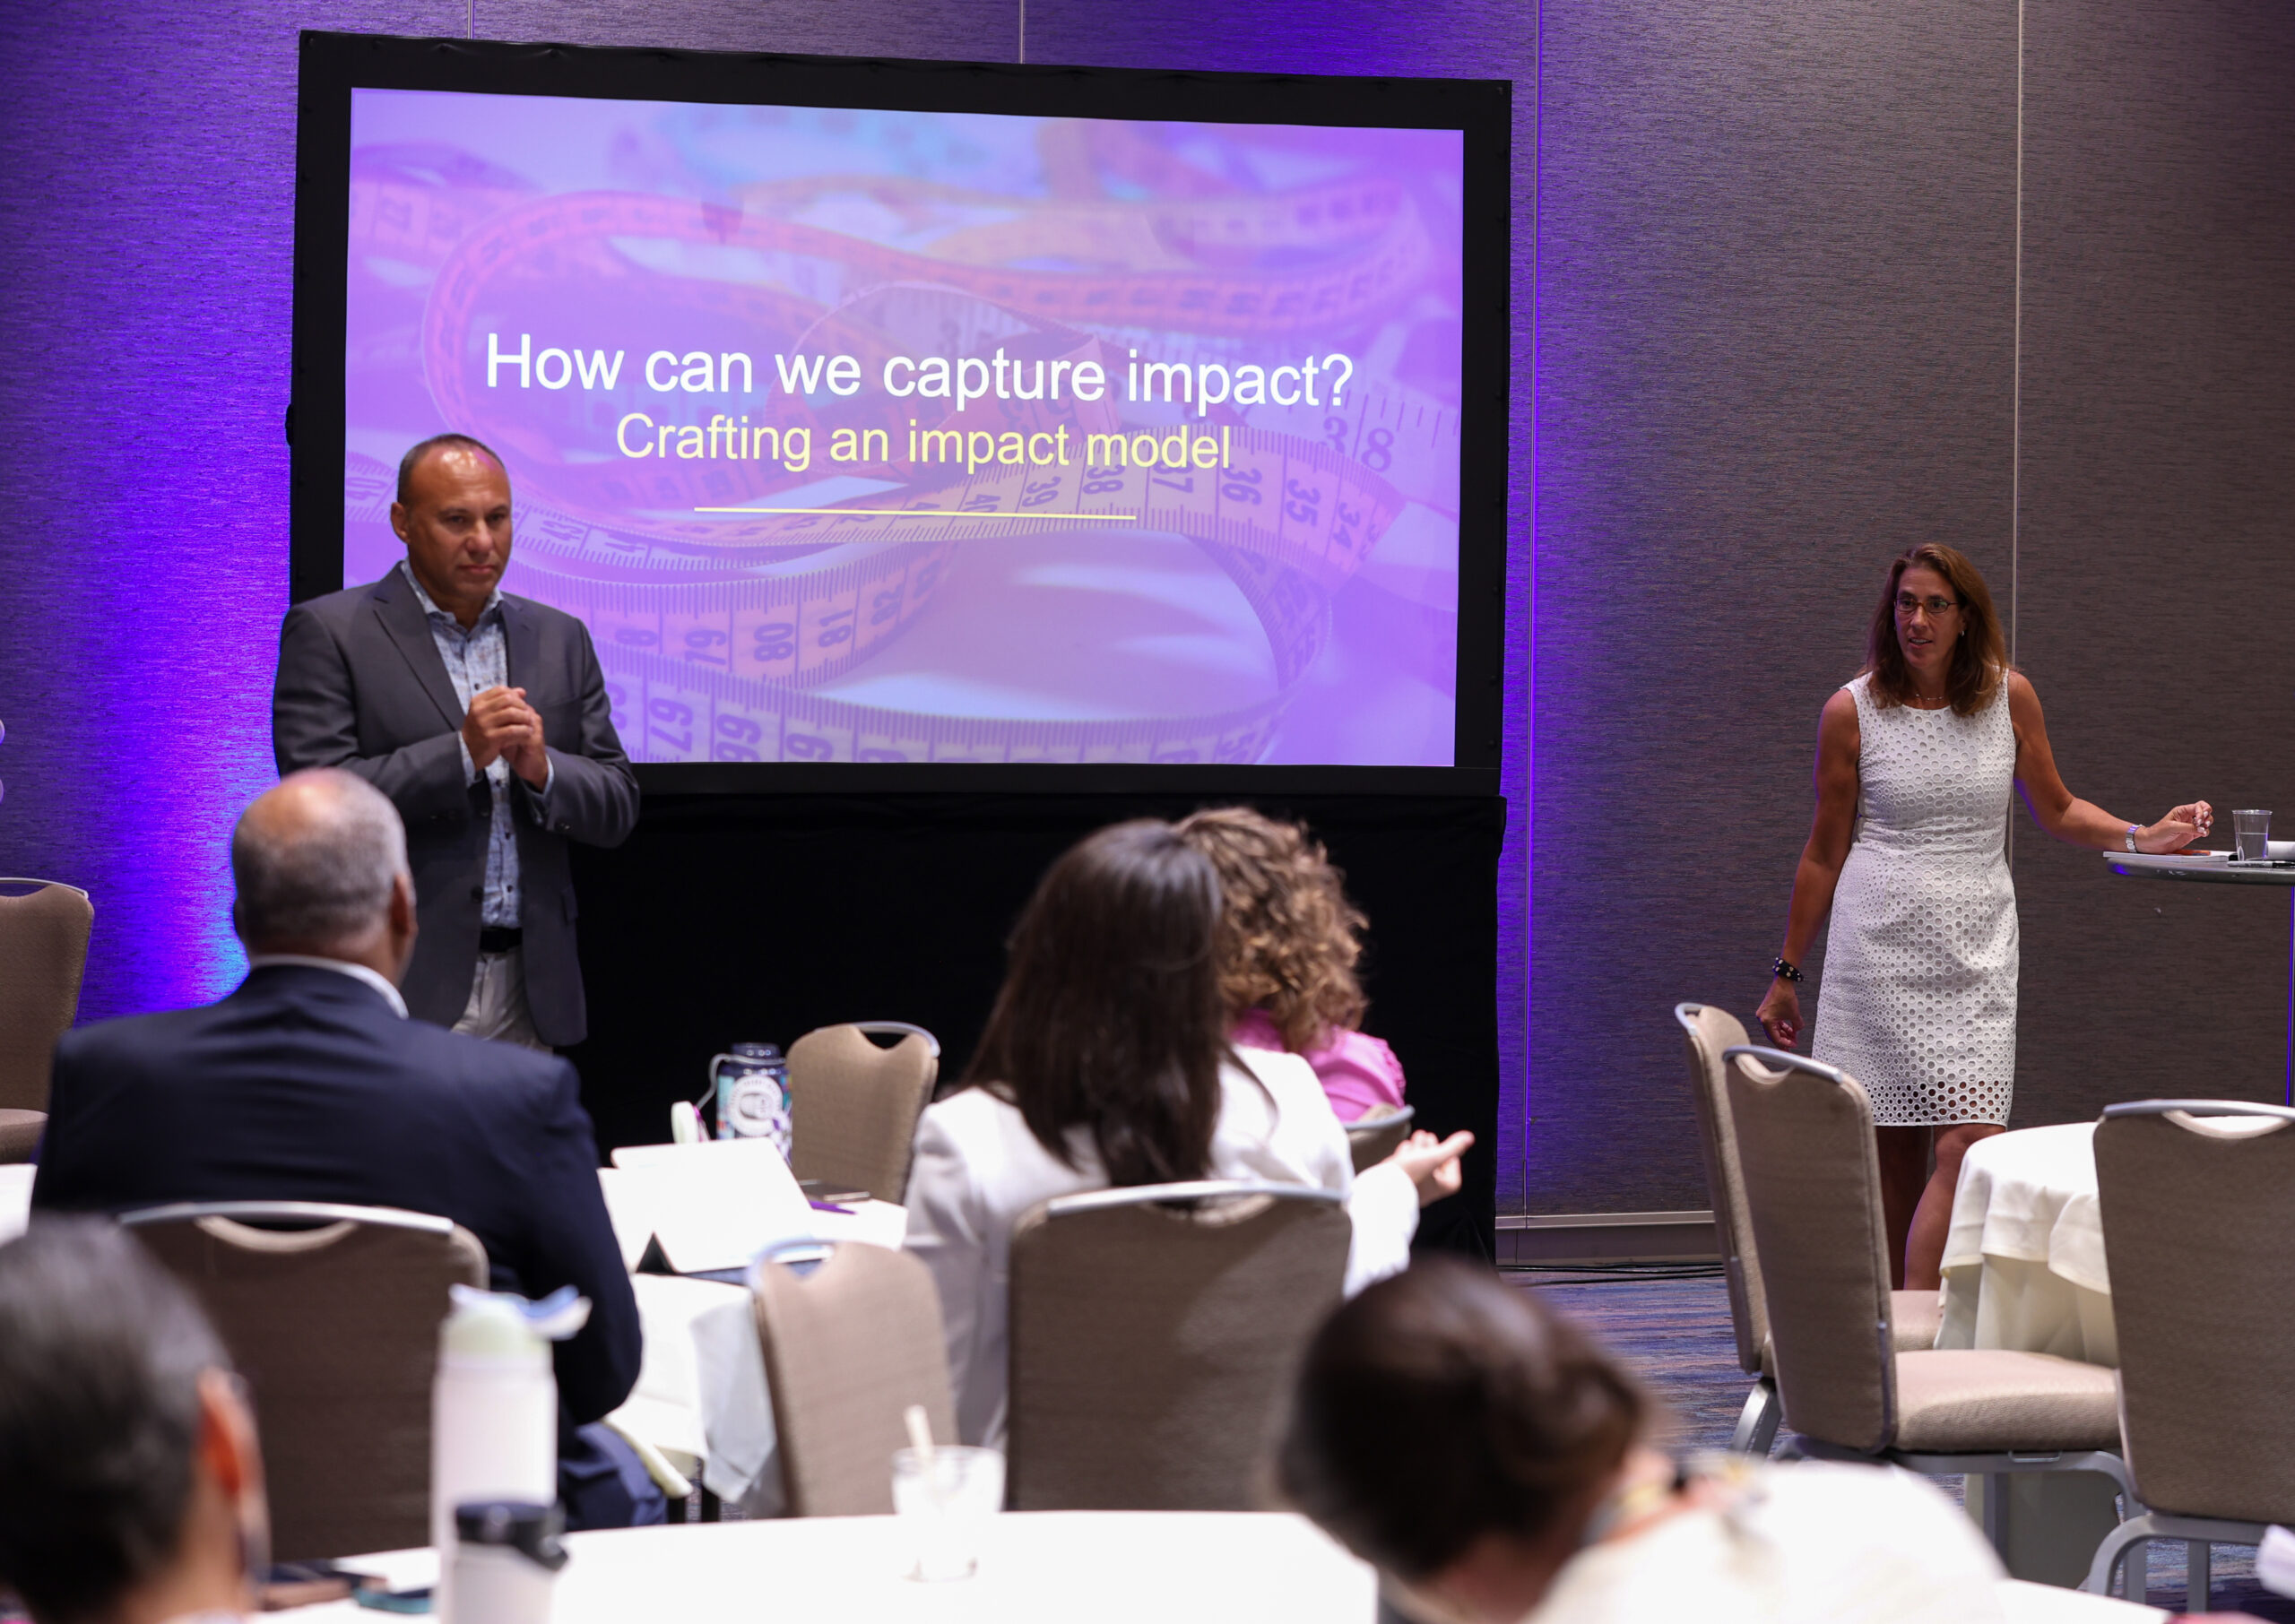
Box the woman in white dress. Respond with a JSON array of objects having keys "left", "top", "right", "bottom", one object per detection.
[
  {"left": 1756, "top": 545, "right": 2210, "bottom": 1290},
  {"left": 904, "top": 818, "right": 1474, "bottom": 1447}
]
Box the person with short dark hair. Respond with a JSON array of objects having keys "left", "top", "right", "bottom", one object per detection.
[
  {"left": 33, "top": 771, "right": 654, "bottom": 1530},
  {"left": 0, "top": 1217, "right": 269, "bottom": 1624},
  {"left": 903, "top": 818, "right": 1473, "bottom": 1447},
  {"left": 273, "top": 432, "right": 637, "bottom": 1050},
  {"left": 1277, "top": 1261, "right": 2008, "bottom": 1623}
]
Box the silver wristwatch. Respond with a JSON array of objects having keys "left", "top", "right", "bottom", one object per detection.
[{"left": 2125, "top": 825, "right": 2139, "bottom": 852}]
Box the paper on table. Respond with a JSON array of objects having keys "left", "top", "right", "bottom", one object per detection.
[
  {"left": 603, "top": 1138, "right": 817, "bottom": 1275},
  {"left": 2259, "top": 1525, "right": 2295, "bottom": 1598},
  {"left": 0, "top": 1164, "right": 35, "bottom": 1245}
]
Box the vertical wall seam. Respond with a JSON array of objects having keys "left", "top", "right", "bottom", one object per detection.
[
  {"left": 2012, "top": 0, "right": 2024, "bottom": 668},
  {"left": 2007, "top": 0, "right": 2024, "bottom": 875},
  {"left": 1018, "top": 0, "right": 1026, "bottom": 64},
  {"left": 1520, "top": 0, "right": 1541, "bottom": 1218}
]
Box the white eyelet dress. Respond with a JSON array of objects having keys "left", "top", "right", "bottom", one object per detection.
[{"left": 1810, "top": 672, "right": 2017, "bottom": 1127}]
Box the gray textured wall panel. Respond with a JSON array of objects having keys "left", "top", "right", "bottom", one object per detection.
[
  {"left": 1532, "top": 0, "right": 2017, "bottom": 1211},
  {"left": 2011, "top": 0, "right": 2295, "bottom": 1119}
]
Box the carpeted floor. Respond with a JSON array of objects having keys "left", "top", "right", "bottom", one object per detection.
[{"left": 1510, "top": 1267, "right": 2293, "bottom": 1620}]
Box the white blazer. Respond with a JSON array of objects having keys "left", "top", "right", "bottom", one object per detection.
[{"left": 902, "top": 1045, "right": 1420, "bottom": 1448}]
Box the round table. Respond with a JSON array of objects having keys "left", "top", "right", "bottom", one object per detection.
[
  {"left": 1935, "top": 1122, "right": 2114, "bottom": 1366},
  {"left": 2104, "top": 851, "right": 2295, "bottom": 1106}
]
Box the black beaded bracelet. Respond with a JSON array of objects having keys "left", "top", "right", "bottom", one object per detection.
[{"left": 1771, "top": 957, "right": 1804, "bottom": 983}]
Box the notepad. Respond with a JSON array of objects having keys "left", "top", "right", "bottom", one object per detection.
[{"left": 600, "top": 1137, "right": 818, "bottom": 1275}]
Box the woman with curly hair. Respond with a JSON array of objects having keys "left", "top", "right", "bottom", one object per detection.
[{"left": 1173, "top": 806, "right": 1407, "bottom": 1122}]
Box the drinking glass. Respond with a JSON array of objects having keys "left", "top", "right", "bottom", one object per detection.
[
  {"left": 2234, "top": 809, "right": 2273, "bottom": 863},
  {"left": 892, "top": 1446, "right": 1004, "bottom": 1581}
]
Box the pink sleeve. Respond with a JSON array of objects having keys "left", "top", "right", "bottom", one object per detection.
[{"left": 1305, "top": 1029, "right": 1408, "bottom": 1123}]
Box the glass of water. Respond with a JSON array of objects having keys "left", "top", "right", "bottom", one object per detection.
[
  {"left": 2234, "top": 809, "right": 2273, "bottom": 862},
  {"left": 892, "top": 1446, "right": 1004, "bottom": 1581}
]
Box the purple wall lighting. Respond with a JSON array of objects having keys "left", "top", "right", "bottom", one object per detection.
[{"left": 0, "top": 0, "right": 1533, "bottom": 1210}]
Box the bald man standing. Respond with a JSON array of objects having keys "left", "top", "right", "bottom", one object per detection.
[{"left": 273, "top": 433, "right": 637, "bottom": 1049}]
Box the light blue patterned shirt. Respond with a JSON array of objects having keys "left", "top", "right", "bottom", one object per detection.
[{"left": 399, "top": 560, "right": 551, "bottom": 930}]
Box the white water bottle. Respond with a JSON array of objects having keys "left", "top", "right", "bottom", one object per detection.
[{"left": 431, "top": 1285, "right": 589, "bottom": 1622}]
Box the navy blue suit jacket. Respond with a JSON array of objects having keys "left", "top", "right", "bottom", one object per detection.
[{"left": 31, "top": 964, "right": 640, "bottom": 1426}]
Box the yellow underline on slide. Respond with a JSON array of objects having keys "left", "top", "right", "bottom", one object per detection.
[{"left": 692, "top": 506, "right": 1137, "bottom": 521}]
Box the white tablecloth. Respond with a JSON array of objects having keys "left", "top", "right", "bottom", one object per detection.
[
  {"left": 290, "top": 1517, "right": 2166, "bottom": 1624},
  {"left": 297, "top": 1512, "right": 1377, "bottom": 1623},
  {"left": 1936, "top": 1124, "right": 2117, "bottom": 1366}
]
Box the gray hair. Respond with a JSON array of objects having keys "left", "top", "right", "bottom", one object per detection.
[
  {"left": 231, "top": 769, "right": 410, "bottom": 951},
  {"left": 0, "top": 1217, "right": 234, "bottom": 1624}
]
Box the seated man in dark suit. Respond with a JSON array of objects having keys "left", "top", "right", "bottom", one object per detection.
[{"left": 32, "top": 768, "right": 660, "bottom": 1528}]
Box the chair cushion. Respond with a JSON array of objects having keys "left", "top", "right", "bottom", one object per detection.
[
  {"left": 1892, "top": 1349, "right": 2120, "bottom": 1453},
  {"left": 1890, "top": 1289, "right": 1943, "bottom": 1352},
  {"left": 0, "top": 1109, "right": 44, "bottom": 1162}
]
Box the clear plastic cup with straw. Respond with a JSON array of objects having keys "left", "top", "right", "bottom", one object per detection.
[{"left": 893, "top": 1404, "right": 1004, "bottom": 1581}]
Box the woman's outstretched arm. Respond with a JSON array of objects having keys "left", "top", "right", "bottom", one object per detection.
[
  {"left": 1758, "top": 689, "right": 1861, "bottom": 1049},
  {"left": 2007, "top": 673, "right": 2212, "bottom": 852}
]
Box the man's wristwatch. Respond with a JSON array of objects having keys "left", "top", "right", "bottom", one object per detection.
[{"left": 2125, "top": 825, "right": 2140, "bottom": 852}]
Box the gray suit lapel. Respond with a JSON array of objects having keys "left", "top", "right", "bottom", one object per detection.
[
  {"left": 502, "top": 593, "right": 543, "bottom": 695},
  {"left": 370, "top": 570, "right": 464, "bottom": 730}
]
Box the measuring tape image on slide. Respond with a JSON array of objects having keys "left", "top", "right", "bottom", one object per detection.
[{"left": 343, "top": 99, "right": 1466, "bottom": 765}]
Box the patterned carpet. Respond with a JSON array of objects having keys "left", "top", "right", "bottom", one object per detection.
[{"left": 1510, "top": 1268, "right": 2293, "bottom": 1620}]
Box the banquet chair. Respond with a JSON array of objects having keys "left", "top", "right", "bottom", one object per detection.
[
  {"left": 749, "top": 1239, "right": 957, "bottom": 1516},
  {"left": 2081, "top": 1100, "right": 2295, "bottom": 1608},
  {"left": 786, "top": 1022, "right": 940, "bottom": 1203},
  {"left": 122, "top": 1201, "right": 487, "bottom": 1560},
  {"left": 0, "top": 877, "right": 93, "bottom": 1162},
  {"left": 1675, "top": 1003, "right": 1940, "bottom": 1454},
  {"left": 1721, "top": 1045, "right": 2134, "bottom": 1560},
  {"left": 1007, "top": 1180, "right": 1349, "bottom": 1511},
  {"left": 1346, "top": 1102, "right": 1415, "bottom": 1173}
]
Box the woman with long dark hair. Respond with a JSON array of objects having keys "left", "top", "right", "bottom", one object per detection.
[
  {"left": 1756, "top": 544, "right": 2210, "bottom": 1290},
  {"left": 904, "top": 819, "right": 1472, "bottom": 1447}
]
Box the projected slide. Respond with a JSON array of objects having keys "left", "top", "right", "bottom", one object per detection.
[{"left": 344, "top": 92, "right": 1464, "bottom": 765}]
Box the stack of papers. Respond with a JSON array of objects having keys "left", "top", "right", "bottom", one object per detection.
[{"left": 600, "top": 1138, "right": 818, "bottom": 1275}]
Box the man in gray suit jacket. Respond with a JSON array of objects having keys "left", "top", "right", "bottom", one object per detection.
[{"left": 273, "top": 433, "right": 637, "bottom": 1048}]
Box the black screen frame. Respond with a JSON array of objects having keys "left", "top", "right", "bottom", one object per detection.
[{"left": 292, "top": 30, "right": 1511, "bottom": 797}]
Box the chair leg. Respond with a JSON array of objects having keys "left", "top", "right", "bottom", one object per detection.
[
  {"left": 2082, "top": 1514, "right": 2160, "bottom": 1596},
  {"left": 2187, "top": 1540, "right": 2211, "bottom": 1612},
  {"left": 1729, "top": 1379, "right": 1780, "bottom": 1456},
  {"left": 1976, "top": 1473, "right": 2008, "bottom": 1557}
]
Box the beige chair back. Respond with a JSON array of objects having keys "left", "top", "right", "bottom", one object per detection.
[
  {"left": 787, "top": 1023, "right": 940, "bottom": 1203},
  {"left": 1007, "top": 1180, "right": 1349, "bottom": 1511},
  {"left": 123, "top": 1202, "right": 487, "bottom": 1561},
  {"left": 1346, "top": 1102, "right": 1415, "bottom": 1173},
  {"left": 2094, "top": 1101, "right": 2295, "bottom": 1525},
  {"left": 751, "top": 1240, "right": 958, "bottom": 1516},
  {"left": 1722, "top": 1045, "right": 1897, "bottom": 1452},
  {"left": 0, "top": 879, "right": 93, "bottom": 1114},
  {"left": 1676, "top": 1003, "right": 1766, "bottom": 1376}
]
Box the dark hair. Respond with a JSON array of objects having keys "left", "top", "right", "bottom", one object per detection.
[
  {"left": 1276, "top": 1260, "right": 1645, "bottom": 1583},
  {"left": 1173, "top": 807, "right": 1370, "bottom": 1053},
  {"left": 0, "top": 1218, "right": 234, "bottom": 1624},
  {"left": 1864, "top": 543, "right": 2009, "bottom": 715},
  {"left": 962, "top": 819, "right": 1227, "bottom": 1187},
  {"left": 395, "top": 432, "right": 507, "bottom": 505}
]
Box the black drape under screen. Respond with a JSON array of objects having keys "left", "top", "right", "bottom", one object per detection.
[{"left": 567, "top": 791, "right": 1502, "bottom": 1258}]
